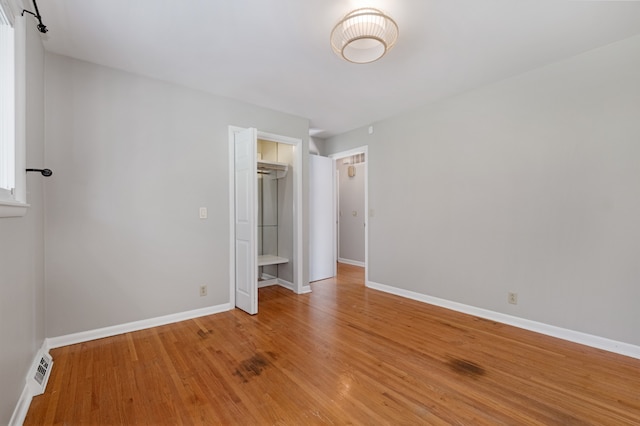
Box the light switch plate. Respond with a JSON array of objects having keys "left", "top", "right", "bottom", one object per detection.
[{"left": 199, "top": 207, "right": 207, "bottom": 219}]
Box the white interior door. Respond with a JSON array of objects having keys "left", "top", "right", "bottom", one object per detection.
[
  {"left": 234, "top": 127, "right": 258, "bottom": 314},
  {"left": 309, "top": 155, "right": 335, "bottom": 281}
]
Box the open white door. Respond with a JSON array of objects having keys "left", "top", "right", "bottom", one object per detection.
[
  {"left": 309, "top": 155, "right": 335, "bottom": 281},
  {"left": 234, "top": 127, "right": 258, "bottom": 314}
]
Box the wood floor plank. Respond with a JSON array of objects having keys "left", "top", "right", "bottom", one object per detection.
[{"left": 25, "top": 263, "right": 640, "bottom": 424}]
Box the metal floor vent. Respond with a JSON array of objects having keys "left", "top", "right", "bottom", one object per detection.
[{"left": 29, "top": 351, "right": 53, "bottom": 396}]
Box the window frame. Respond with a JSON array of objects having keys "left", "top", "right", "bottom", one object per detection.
[{"left": 0, "top": 0, "right": 28, "bottom": 218}]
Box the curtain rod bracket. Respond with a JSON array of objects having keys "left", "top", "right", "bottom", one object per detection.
[{"left": 22, "top": 0, "right": 48, "bottom": 33}]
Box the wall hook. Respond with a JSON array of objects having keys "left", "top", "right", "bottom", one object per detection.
[{"left": 26, "top": 168, "right": 53, "bottom": 177}]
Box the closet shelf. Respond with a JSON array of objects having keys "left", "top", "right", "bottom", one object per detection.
[
  {"left": 258, "top": 255, "right": 289, "bottom": 266},
  {"left": 257, "top": 160, "right": 288, "bottom": 179}
]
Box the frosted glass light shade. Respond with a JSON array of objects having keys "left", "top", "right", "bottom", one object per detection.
[{"left": 330, "top": 8, "right": 399, "bottom": 64}]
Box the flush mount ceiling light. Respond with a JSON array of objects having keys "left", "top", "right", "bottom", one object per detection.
[{"left": 330, "top": 8, "right": 398, "bottom": 64}]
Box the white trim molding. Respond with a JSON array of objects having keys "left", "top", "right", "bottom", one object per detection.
[
  {"left": 257, "top": 275, "right": 299, "bottom": 294},
  {"left": 367, "top": 280, "right": 640, "bottom": 360},
  {"left": 338, "top": 258, "right": 365, "bottom": 268},
  {"left": 276, "top": 278, "right": 295, "bottom": 293},
  {"left": 46, "top": 303, "right": 231, "bottom": 349},
  {"left": 9, "top": 383, "right": 31, "bottom": 426},
  {"left": 329, "top": 145, "right": 369, "bottom": 285},
  {"left": 0, "top": 10, "right": 27, "bottom": 214},
  {"left": 9, "top": 340, "right": 51, "bottom": 426},
  {"left": 0, "top": 199, "right": 29, "bottom": 217},
  {"left": 299, "top": 285, "right": 312, "bottom": 294}
]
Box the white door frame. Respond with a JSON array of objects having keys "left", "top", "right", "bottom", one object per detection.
[
  {"left": 335, "top": 168, "right": 340, "bottom": 273},
  {"left": 329, "top": 146, "right": 369, "bottom": 285},
  {"left": 228, "top": 126, "right": 306, "bottom": 310}
]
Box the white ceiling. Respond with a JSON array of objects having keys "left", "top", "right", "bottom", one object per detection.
[{"left": 34, "top": 0, "right": 640, "bottom": 138}]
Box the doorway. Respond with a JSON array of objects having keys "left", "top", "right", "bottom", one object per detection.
[
  {"left": 329, "top": 146, "right": 368, "bottom": 285},
  {"left": 228, "top": 127, "right": 306, "bottom": 315}
]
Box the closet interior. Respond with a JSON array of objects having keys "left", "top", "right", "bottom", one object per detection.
[{"left": 257, "top": 139, "right": 294, "bottom": 289}]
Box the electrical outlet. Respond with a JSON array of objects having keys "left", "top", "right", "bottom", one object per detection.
[
  {"left": 508, "top": 292, "right": 518, "bottom": 305},
  {"left": 199, "top": 285, "right": 207, "bottom": 297}
]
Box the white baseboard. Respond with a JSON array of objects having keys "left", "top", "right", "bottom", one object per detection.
[
  {"left": 9, "top": 340, "right": 51, "bottom": 426},
  {"left": 9, "top": 385, "right": 32, "bottom": 426},
  {"left": 258, "top": 280, "right": 277, "bottom": 288},
  {"left": 367, "top": 280, "right": 640, "bottom": 360},
  {"left": 299, "top": 285, "right": 312, "bottom": 294},
  {"left": 276, "top": 278, "right": 295, "bottom": 292},
  {"left": 276, "top": 278, "right": 313, "bottom": 294},
  {"left": 263, "top": 280, "right": 311, "bottom": 294},
  {"left": 338, "top": 258, "right": 365, "bottom": 267},
  {"left": 257, "top": 274, "right": 299, "bottom": 293},
  {"left": 258, "top": 273, "right": 279, "bottom": 288},
  {"left": 46, "top": 303, "right": 231, "bottom": 349}
]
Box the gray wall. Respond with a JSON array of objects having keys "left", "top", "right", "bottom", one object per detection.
[
  {"left": 337, "top": 161, "right": 365, "bottom": 263},
  {"left": 0, "top": 23, "right": 45, "bottom": 424},
  {"left": 44, "top": 53, "right": 309, "bottom": 337},
  {"left": 322, "top": 34, "right": 640, "bottom": 346}
]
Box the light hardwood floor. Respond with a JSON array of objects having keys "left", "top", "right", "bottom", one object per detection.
[{"left": 26, "top": 264, "right": 640, "bottom": 424}]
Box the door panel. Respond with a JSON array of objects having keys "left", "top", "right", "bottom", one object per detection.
[
  {"left": 309, "top": 155, "right": 335, "bottom": 282},
  {"left": 234, "top": 127, "right": 257, "bottom": 314}
]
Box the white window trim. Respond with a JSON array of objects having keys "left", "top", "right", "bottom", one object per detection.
[{"left": 0, "top": 3, "right": 28, "bottom": 218}]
